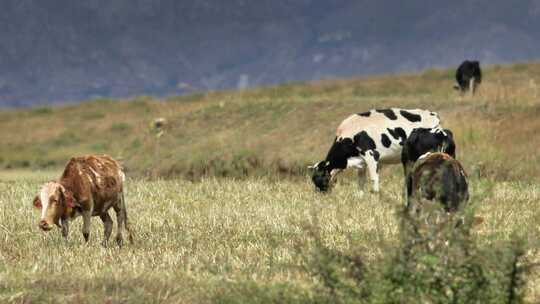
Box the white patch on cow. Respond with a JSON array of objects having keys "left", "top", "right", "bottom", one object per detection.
[
  {"left": 469, "top": 77, "right": 475, "bottom": 93},
  {"left": 88, "top": 167, "right": 101, "bottom": 183},
  {"left": 418, "top": 152, "right": 432, "bottom": 160},
  {"left": 337, "top": 108, "right": 441, "bottom": 144},
  {"left": 347, "top": 157, "right": 365, "bottom": 169},
  {"left": 429, "top": 126, "right": 447, "bottom": 136},
  {"left": 330, "top": 168, "right": 342, "bottom": 179},
  {"left": 308, "top": 161, "right": 321, "bottom": 169},
  {"left": 39, "top": 182, "right": 59, "bottom": 220},
  {"left": 119, "top": 170, "right": 125, "bottom": 182},
  {"left": 86, "top": 173, "right": 93, "bottom": 184}
]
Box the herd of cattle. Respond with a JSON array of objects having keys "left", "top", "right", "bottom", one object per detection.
[{"left": 31, "top": 61, "right": 480, "bottom": 246}]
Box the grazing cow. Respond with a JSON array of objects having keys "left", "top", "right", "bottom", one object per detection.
[
  {"left": 32, "top": 155, "right": 132, "bottom": 247},
  {"left": 406, "top": 152, "right": 468, "bottom": 215},
  {"left": 310, "top": 108, "right": 442, "bottom": 193},
  {"left": 454, "top": 60, "right": 482, "bottom": 94},
  {"left": 401, "top": 127, "right": 456, "bottom": 180}
]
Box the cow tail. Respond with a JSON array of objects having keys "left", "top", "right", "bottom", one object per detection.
[{"left": 121, "top": 192, "right": 134, "bottom": 244}]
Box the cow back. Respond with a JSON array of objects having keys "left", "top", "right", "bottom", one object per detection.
[
  {"left": 60, "top": 155, "right": 124, "bottom": 206},
  {"left": 337, "top": 108, "right": 440, "bottom": 140},
  {"left": 407, "top": 152, "right": 468, "bottom": 213}
]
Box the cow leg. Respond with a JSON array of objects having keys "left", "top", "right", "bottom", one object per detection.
[
  {"left": 60, "top": 218, "right": 69, "bottom": 239},
  {"left": 113, "top": 194, "right": 126, "bottom": 247},
  {"left": 364, "top": 151, "right": 380, "bottom": 193},
  {"left": 81, "top": 199, "right": 93, "bottom": 243},
  {"left": 82, "top": 210, "right": 92, "bottom": 242},
  {"left": 100, "top": 212, "right": 113, "bottom": 247},
  {"left": 357, "top": 167, "right": 366, "bottom": 192},
  {"left": 122, "top": 192, "right": 134, "bottom": 244},
  {"left": 345, "top": 157, "right": 366, "bottom": 193},
  {"left": 469, "top": 77, "right": 475, "bottom": 96}
]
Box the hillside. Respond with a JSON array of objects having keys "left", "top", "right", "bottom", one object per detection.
[
  {"left": 0, "top": 63, "right": 539, "bottom": 303},
  {"left": 2, "top": 0, "right": 540, "bottom": 106},
  {"left": 1, "top": 62, "right": 539, "bottom": 182}
]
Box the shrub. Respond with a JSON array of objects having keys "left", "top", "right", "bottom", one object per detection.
[
  {"left": 51, "top": 131, "right": 81, "bottom": 146},
  {"left": 30, "top": 107, "right": 53, "bottom": 115},
  {"left": 110, "top": 122, "right": 131, "bottom": 132},
  {"left": 81, "top": 111, "right": 105, "bottom": 120},
  {"left": 90, "top": 142, "right": 110, "bottom": 152},
  {"left": 299, "top": 201, "right": 531, "bottom": 304},
  {"left": 371, "top": 205, "right": 528, "bottom": 304},
  {"left": 213, "top": 282, "right": 312, "bottom": 304}
]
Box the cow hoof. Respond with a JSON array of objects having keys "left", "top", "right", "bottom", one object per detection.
[
  {"left": 83, "top": 232, "right": 90, "bottom": 242},
  {"left": 116, "top": 236, "right": 124, "bottom": 247},
  {"left": 101, "top": 241, "right": 108, "bottom": 248}
]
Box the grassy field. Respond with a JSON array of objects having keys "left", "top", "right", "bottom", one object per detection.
[
  {"left": 0, "top": 174, "right": 538, "bottom": 303},
  {"left": 0, "top": 62, "right": 539, "bottom": 303},
  {"left": 0, "top": 62, "right": 539, "bottom": 180}
]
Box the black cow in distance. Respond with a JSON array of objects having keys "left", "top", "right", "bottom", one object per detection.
[{"left": 454, "top": 60, "right": 482, "bottom": 95}]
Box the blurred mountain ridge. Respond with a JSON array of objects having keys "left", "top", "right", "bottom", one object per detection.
[{"left": 1, "top": 0, "right": 539, "bottom": 106}]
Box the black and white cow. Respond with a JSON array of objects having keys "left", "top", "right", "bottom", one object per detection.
[
  {"left": 401, "top": 127, "right": 456, "bottom": 180},
  {"left": 310, "top": 108, "right": 442, "bottom": 193},
  {"left": 454, "top": 60, "right": 482, "bottom": 95}
]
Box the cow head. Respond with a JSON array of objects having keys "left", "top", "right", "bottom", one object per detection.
[
  {"left": 309, "top": 161, "right": 332, "bottom": 192},
  {"left": 33, "top": 182, "right": 75, "bottom": 231},
  {"left": 417, "top": 109, "right": 442, "bottom": 129},
  {"left": 437, "top": 129, "right": 456, "bottom": 157},
  {"left": 309, "top": 137, "right": 357, "bottom": 192}
]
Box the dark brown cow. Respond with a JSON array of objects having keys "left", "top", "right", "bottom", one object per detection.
[
  {"left": 406, "top": 152, "right": 469, "bottom": 215},
  {"left": 33, "top": 155, "right": 133, "bottom": 246}
]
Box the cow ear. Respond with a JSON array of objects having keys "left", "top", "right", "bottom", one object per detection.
[
  {"left": 60, "top": 187, "right": 76, "bottom": 209},
  {"left": 65, "top": 193, "right": 75, "bottom": 209},
  {"left": 307, "top": 161, "right": 320, "bottom": 170},
  {"left": 33, "top": 196, "right": 42, "bottom": 209}
]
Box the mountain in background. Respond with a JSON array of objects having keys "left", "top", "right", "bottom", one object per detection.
[{"left": 1, "top": 0, "right": 540, "bottom": 106}]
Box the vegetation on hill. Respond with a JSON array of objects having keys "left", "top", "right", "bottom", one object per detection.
[
  {"left": 0, "top": 63, "right": 539, "bottom": 302},
  {"left": 1, "top": 62, "right": 539, "bottom": 182}
]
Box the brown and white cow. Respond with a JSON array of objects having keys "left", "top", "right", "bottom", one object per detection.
[
  {"left": 310, "top": 108, "right": 442, "bottom": 193},
  {"left": 32, "top": 155, "right": 132, "bottom": 247}
]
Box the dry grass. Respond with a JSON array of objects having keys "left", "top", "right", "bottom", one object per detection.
[
  {"left": 0, "top": 173, "right": 538, "bottom": 303},
  {"left": 0, "top": 62, "right": 539, "bottom": 181},
  {"left": 0, "top": 62, "right": 539, "bottom": 302}
]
